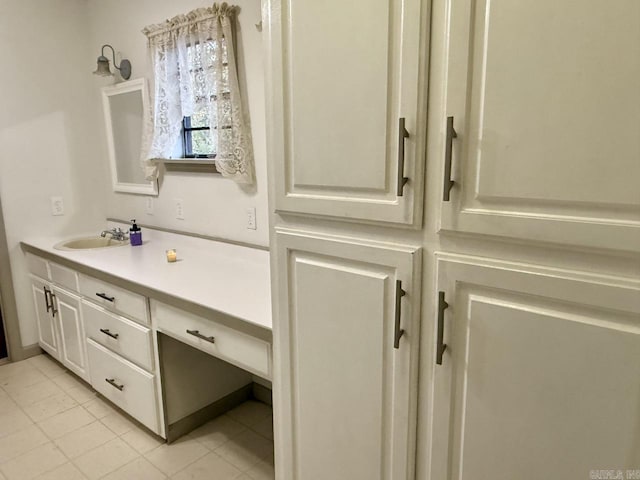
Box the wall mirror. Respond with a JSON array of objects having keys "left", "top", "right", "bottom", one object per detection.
[{"left": 101, "top": 78, "right": 158, "bottom": 195}]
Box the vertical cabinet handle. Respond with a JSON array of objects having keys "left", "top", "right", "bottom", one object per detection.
[
  {"left": 43, "top": 286, "right": 52, "bottom": 313},
  {"left": 442, "top": 116, "right": 457, "bottom": 201},
  {"left": 394, "top": 280, "right": 406, "bottom": 349},
  {"left": 50, "top": 292, "right": 58, "bottom": 318},
  {"left": 436, "top": 291, "right": 449, "bottom": 365},
  {"left": 397, "top": 118, "right": 410, "bottom": 196},
  {"left": 105, "top": 378, "right": 124, "bottom": 391}
]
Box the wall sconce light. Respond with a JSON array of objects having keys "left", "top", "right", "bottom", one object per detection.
[{"left": 93, "top": 44, "right": 131, "bottom": 80}]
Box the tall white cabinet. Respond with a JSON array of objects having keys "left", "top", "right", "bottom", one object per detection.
[{"left": 265, "top": 0, "right": 640, "bottom": 479}]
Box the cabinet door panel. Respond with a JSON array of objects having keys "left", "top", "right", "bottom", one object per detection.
[
  {"left": 53, "top": 287, "right": 88, "bottom": 382},
  {"left": 429, "top": 254, "right": 640, "bottom": 479},
  {"left": 440, "top": 0, "right": 640, "bottom": 252},
  {"left": 269, "top": 0, "right": 427, "bottom": 225},
  {"left": 274, "top": 230, "right": 421, "bottom": 480},
  {"left": 30, "top": 276, "right": 58, "bottom": 359}
]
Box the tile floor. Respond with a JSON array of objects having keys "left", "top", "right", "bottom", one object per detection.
[{"left": 0, "top": 354, "right": 274, "bottom": 480}]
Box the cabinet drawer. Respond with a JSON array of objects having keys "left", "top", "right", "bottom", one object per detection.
[
  {"left": 50, "top": 262, "right": 79, "bottom": 292},
  {"left": 86, "top": 339, "right": 158, "bottom": 434},
  {"left": 79, "top": 274, "right": 149, "bottom": 324},
  {"left": 83, "top": 301, "right": 153, "bottom": 371},
  {"left": 152, "top": 301, "right": 271, "bottom": 380},
  {"left": 26, "top": 253, "right": 50, "bottom": 280}
]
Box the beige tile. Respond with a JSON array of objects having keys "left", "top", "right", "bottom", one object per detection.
[
  {"left": 66, "top": 384, "right": 96, "bottom": 405},
  {"left": 50, "top": 373, "right": 86, "bottom": 392},
  {"left": 38, "top": 406, "right": 95, "bottom": 439},
  {"left": 102, "top": 457, "right": 166, "bottom": 480},
  {"left": 214, "top": 430, "right": 274, "bottom": 472},
  {"left": 246, "top": 459, "right": 275, "bottom": 480},
  {"left": 34, "top": 462, "right": 86, "bottom": 480},
  {"left": 0, "top": 409, "right": 34, "bottom": 438},
  {"left": 172, "top": 452, "right": 242, "bottom": 480},
  {"left": 0, "top": 392, "right": 20, "bottom": 415},
  {"left": 144, "top": 436, "right": 208, "bottom": 476},
  {"left": 0, "top": 424, "right": 49, "bottom": 463},
  {"left": 0, "top": 369, "right": 47, "bottom": 392},
  {"left": 0, "top": 442, "right": 66, "bottom": 480},
  {"left": 27, "top": 356, "right": 66, "bottom": 379},
  {"left": 121, "top": 427, "right": 164, "bottom": 454},
  {"left": 250, "top": 416, "right": 273, "bottom": 441},
  {"left": 54, "top": 421, "right": 116, "bottom": 458},
  {"left": 236, "top": 476, "right": 252, "bottom": 480},
  {"left": 190, "top": 415, "right": 246, "bottom": 451},
  {"left": 0, "top": 360, "right": 36, "bottom": 382},
  {"left": 100, "top": 411, "right": 137, "bottom": 436},
  {"left": 73, "top": 438, "right": 139, "bottom": 480},
  {"left": 24, "top": 391, "right": 77, "bottom": 422},
  {"left": 226, "top": 401, "right": 272, "bottom": 428},
  {"left": 6, "top": 379, "right": 62, "bottom": 407},
  {"left": 83, "top": 397, "right": 117, "bottom": 419}
]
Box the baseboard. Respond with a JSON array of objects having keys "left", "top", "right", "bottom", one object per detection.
[
  {"left": 166, "top": 383, "right": 253, "bottom": 443},
  {"left": 20, "top": 343, "right": 43, "bottom": 360},
  {"left": 252, "top": 382, "right": 273, "bottom": 406}
]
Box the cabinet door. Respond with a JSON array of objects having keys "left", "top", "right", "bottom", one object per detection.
[
  {"left": 428, "top": 254, "right": 640, "bottom": 480},
  {"left": 439, "top": 0, "right": 640, "bottom": 252},
  {"left": 267, "top": 0, "right": 428, "bottom": 225},
  {"left": 274, "top": 230, "right": 421, "bottom": 479},
  {"left": 30, "top": 276, "right": 59, "bottom": 360},
  {"left": 52, "top": 286, "right": 89, "bottom": 382}
]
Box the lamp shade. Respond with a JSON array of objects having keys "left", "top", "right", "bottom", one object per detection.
[{"left": 93, "top": 55, "right": 113, "bottom": 76}]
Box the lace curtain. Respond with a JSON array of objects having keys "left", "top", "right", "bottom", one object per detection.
[{"left": 141, "top": 3, "right": 255, "bottom": 184}]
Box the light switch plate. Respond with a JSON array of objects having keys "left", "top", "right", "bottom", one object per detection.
[
  {"left": 145, "top": 197, "right": 154, "bottom": 215},
  {"left": 175, "top": 199, "right": 185, "bottom": 220},
  {"left": 50, "top": 196, "right": 64, "bottom": 216},
  {"left": 246, "top": 207, "right": 257, "bottom": 230}
]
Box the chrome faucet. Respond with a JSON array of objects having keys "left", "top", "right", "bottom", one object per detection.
[{"left": 100, "top": 227, "right": 128, "bottom": 241}]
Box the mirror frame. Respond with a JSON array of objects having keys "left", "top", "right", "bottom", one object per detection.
[{"left": 101, "top": 78, "right": 158, "bottom": 196}]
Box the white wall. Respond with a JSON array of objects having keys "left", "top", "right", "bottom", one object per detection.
[
  {"left": 86, "top": 0, "right": 269, "bottom": 247},
  {"left": 0, "top": 0, "right": 108, "bottom": 346}
]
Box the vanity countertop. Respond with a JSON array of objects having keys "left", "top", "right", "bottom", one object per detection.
[{"left": 21, "top": 225, "right": 272, "bottom": 336}]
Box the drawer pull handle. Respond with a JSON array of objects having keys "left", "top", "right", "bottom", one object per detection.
[
  {"left": 100, "top": 328, "right": 119, "bottom": 340},
  {"left": 96, "top": 292, "right": 115, "bottom": 302},
  {"left": 186, "top": 329, "right": 215, "bottom": 344},
  {"left": 105, "top": 378, "right": 124, "bottom": 391}
]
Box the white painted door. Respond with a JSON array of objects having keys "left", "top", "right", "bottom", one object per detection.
[
  {"left": 428, "top": 254, "right": 640, "bottom": 480},
  {"left": 268, "top": 0, "right": 428, "bottom": 225},
  {"left": 274, "top": 230, "right": 421, "bottom": 480},
  {"left": 52, "top": 286, "right": 88, "bottom": 382},
  {"left": 30, "top": 276, "right": 59, "bottom": 360},
  {"left": 439, "top": 0, "right": 640, "bottom": 252}
]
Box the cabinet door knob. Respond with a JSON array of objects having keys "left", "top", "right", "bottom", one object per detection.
[
  {"left": 436, "top": 291, "right": 449, "bottom": 365},
  {"left": 397, "top": 118, "right": 410, "bottom": 196},
  {"left": 394, "top": 280, "right": 406, "bottom": 349},
  {"left": 442, "top": 116, "right": 457, "bottom": 201}
]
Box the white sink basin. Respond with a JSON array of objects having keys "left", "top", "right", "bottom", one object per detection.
[{"left": 54, "top": 236, "right": 128, "bottom": 251}]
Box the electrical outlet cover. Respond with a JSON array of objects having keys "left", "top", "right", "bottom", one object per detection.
[{"left": 50, "top": 196, "right": 64, "bottom": 216}]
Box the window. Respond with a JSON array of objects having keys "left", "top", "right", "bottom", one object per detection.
[{"left": 182, "top": 113, "right": 214, "bottom": 158}]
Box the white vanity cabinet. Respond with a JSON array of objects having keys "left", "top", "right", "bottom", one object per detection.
[
  {"left": 26, "top": 254, "right": 89, "bottom": 382},
  {"left": 273, "top": 230, "right": 422, "bottom": 480},
  {"left": 428, "top": 254, "right": 640, "bottom": 479},
  {"left": 438, "top": 0, "right": 640, "bottom": 252},
  {"left": 268, "top": 0, "right": 429, "bottom": 226}
]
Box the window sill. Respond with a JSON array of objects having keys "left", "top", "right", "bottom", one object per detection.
[{"left": 156, "top": 158, "right": 219, "bottom": 174}]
